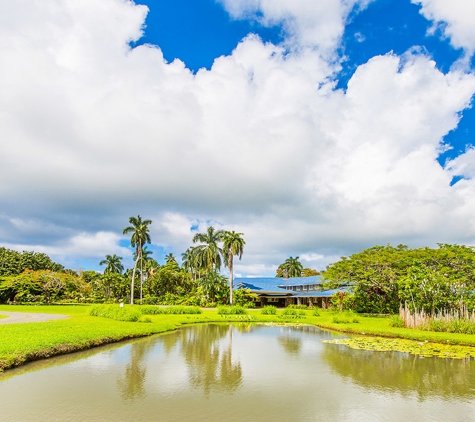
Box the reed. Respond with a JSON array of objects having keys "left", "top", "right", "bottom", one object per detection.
[{"left": 400, "top": 303, "right": 475, "bottom": 334}]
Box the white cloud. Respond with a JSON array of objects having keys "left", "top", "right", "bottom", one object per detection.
[
  {"left": 1, "top": 0, "right": 475, "bottom": 274},
  {"left": 413, "top": 0, "right": 475, "bottom": 56},
  {"left": 217, "top": 0, "right": 373, "bottom": 54}
]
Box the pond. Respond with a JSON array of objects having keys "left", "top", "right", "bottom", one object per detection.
[{"left": 1, "top": 324, "right": 475, "bottom": 421}]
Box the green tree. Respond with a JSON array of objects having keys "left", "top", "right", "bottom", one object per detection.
[
  {"left": 222, "top": 231, "right": 245, "bottom": 305},
  {"left": 192, "top": 226, "right": 225, "bottom": 273},
  {"left": 276, "top": 256, "right": 303, "bottom": 279},
  {"left": 123, "top": 215, "right": 152, "bottom": 305},
  {"left": 99, "top": 254, "right": 124, "bottom": 275}
]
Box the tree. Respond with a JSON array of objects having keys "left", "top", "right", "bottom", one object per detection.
[
  {"left": 134, "top": 246, "right": 154, "bottom": 305},
  {"left": 192, "top": 226, "right": 225, "bottom": 272},
  {"left": 222, "top": 231, "right": 245, "bottom": 305},
  {"left": 99, "top": 254, "right": 124, "bottom": 275},
  {"left": 276, "top": 256, "right": 303, "bottom": 279},
  {"left": 123, "top": 215, "right": 152, "bottom": 305}
]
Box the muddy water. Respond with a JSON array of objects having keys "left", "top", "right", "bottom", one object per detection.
[{"left": 1, "top": 324, "right": 475, "bottom": 421}]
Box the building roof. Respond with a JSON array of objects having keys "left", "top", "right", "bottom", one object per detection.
[{"left": 233, "top": 276, "right": 350, "bottom": 298}]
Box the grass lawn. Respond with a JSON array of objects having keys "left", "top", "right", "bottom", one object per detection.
[{"left": 2, "top": 304, "right": 475, "bottom": 372}]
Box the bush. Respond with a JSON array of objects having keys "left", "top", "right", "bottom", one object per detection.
[
  {"left": 288, "top": 304, "right": 308, "bottom": 310},
  {"left": 332, "top": 311, "right": 360, "bottom": 324},
  {"left": 89, "top": 305, "right": 142, "bottom": 322},
  {"left": 217, "top": 305, "right": 247, "bottom": 315},
  {"left": 312, "top": 308, "right": 320, "bottom": 317},
  {"left": 279, "top": 308, "right": 307, "bottom": 319},
  {"left": 261, "top": 305, "right": 277, "bottom": 315},
  {"left": 140, "top": 305, "right": 202, "bottom": 315},
  {"left": 389, "top": 315, "right": 404, "bottom": 328}
]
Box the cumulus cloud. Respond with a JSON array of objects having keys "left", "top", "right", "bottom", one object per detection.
[
  {"left": 413, "top": 0, "right": 475, "bottom": 56},
  {"left": 1, "top": 0, "right": 475, "bottom": 274},
  {"left": 217, "top": 0, "right": 373, "bottom": 54}
]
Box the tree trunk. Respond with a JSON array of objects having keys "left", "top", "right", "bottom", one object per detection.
[
  {"left": 130, "top": 257, "right": 138, "bottom": 305},
  {"left": 229, "top": 255, "right": 234, "bottom": 306}
]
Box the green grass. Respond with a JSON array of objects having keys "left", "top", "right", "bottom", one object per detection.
[{"left": 3, "top": 305, "right": 475, "bottom": 371}]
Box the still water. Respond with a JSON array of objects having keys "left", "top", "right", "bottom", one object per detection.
[{"left": 1, "top": 324, "right": 475, "bottom": 422}]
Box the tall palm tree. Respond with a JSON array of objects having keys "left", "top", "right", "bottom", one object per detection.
[
  {"left": 134, "top": 245, "right": 154, "bottom": 304},
  {"left": 223, "top": 231, "right": 245, "bottom": 305},
  {"left": 99, "top": 254, "right": 124, "bottom": 275},
  {"left": 123, "top": 215, "right": 152, "bottom": 304},
  {"left": 192, "top": 226, "right": 225, "bottom": 272}
]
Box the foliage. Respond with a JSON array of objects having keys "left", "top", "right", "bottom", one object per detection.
[
  {"left": 276, "top": 256, "right": 303, "bottom": 278},
  {"left": 123, "top": 215, "right": 152, "bottom": 305},
  {"left": 288, "top": 304, "right": 308, "bottom": 309},
  {"left": 330, "top": 292, "right": 354, "bottom": 311},
  {"left": 222, "top": 230, "right": 245, "bottom": 305},
  {"left": 232, "top": 288, "right": 257, "bottom": 308},
  {"left": 197, "top": 271, "right": 228, "bottom": 303},
  {"left": 389, "top": 315, "right": 405, "bottom": 328},
  {"left": 91, "top": 273, "right": 128, "bottom": 302},
  {"left": 0, "top": 270, "right": 91, "bottom": 303},
  {"left": 332, "top": 312, "right": 360, "bottom": 324},
  {"left": 192, "top": 226, "right": 225, "bottom": 272},
  {"left": 217, "top": 305, "right": 247, "bottom": 315},
  {"left": 145, "top": 260, "right": 194, "bottom": 299},
  {"left": 140, "top": 305, "right": 202, "bottom": 315},
  {"left": 302, "top": 268, "right": 320, "bottom": 277},
  {"left": 260, "top": 305, "right": 277, "bottom": 315},
  {"left": 0, "top": 247, "right": 64, "bottom": 276},
  {"left": 322, "top": 244, "right": 475, "bottom": 314},
  {"left": 99, "top": 254, "right": 124, "bottom": 274},
  {"left": 279, "top": 308, "right": 306, "bottom": 319},
  {"left": 312, "top": 308, "right": 320, "bottom": 317},
  {"left": 89, "top": 304, "right": 142, "bottom": 322}
]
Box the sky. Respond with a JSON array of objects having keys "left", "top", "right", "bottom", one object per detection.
[{"left": 1, "top": 0, "right": 475, "bottom": 276}]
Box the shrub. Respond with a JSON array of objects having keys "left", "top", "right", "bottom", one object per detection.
[
  {"left": 288, "top": 304, "right": 308, "bottom": 310},
  {"left": 312, "top": 308, "right": 320, "bottom": 317},
  {"left": 89, "top": 305, "right": 142, "bottom": 322},
  {"left": 217, "top": 305, "right": 247, "bottom": 315},
  {"left": 261, "top": 305, "right": 277, "bottom": 315},
  {"left": 279, "top": 308, "right": 306, "bottom": 319},
  {"left": 140, "top": 305, "right": 202, "bottom": 315},
  {"left": 389, "top": 315, "right": 404, "bottom": 328}
]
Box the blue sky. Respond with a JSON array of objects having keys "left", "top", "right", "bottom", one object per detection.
[
  {"left": 1, "top": 0, "right": 475, "bottom": 275},
  {"left": 136, "top": 0, "right": 473, "bottom": 165}
]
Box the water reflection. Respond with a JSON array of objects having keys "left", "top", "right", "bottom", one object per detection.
[
  {"left": 174, "top": 324, "right": 242, "bottom": 394},
  {"left": 322, "top": 343, "right": 475, "bottom": 400},
  {"left": 1, "top": 324, "right": 475, "bottom": 422},
  {"left": 116, "top": 337, "right": 155, "bottom": 402}
]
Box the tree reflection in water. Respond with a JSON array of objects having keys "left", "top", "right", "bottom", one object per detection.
[
  {"left": 322, "top": 343, "right": 475, "bottom": 400},
  {"left": 178, "top": 324, "right": 242, "bottom": 395},
  {"left": 116, "top": 337, "right": 155, "bottom": 402}
]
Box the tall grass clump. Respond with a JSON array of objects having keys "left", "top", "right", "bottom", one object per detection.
[
  {"left": 89, "top": 305, "right": 142, "bottom": 322},
  {"left": 331, "top": 311, "right": 360, "bottom": 324},
  {"left": 260, "top": 305, "right": 277, "bottom": 315},
  {"left": 279, "top": 308, "right": 306, "bottom": 319},
  {"left": 140, "top": 305, "right": 202, "bottom": 315},
  {"left": 400, "top": 303, "right": 475, "bottom": 334},
  {"left": 217, "top": 305, "right": 247, "bottom": 315},
  {"left": 288, "top": 304, "right": 308, "bottom": 310}
]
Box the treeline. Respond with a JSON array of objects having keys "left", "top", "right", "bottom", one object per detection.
[
  {"left": 322, "top": 244, "right": 475, "bottom": 314},
  {"left": 0, "top": 247, "right": 64, "bottom": 276}
]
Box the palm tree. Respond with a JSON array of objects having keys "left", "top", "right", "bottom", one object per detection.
[
  {"left": 223, "top": 231, "right": 245, "bottom": 305},
  {"left": 123, "top": 215, "right": 152, "bottom": 305},
  {"left": 165, "top": 253, "right": 177, "bottom": 264},
  {"left": 134, "top": 245, "right": 154, "bottom": 304},
  {"left": 192, "top": 226, "right": 225, "bottom": 272},
  {"left": 99, "top": 254, "right": 124, "bottom": 275},
  {"left": 277, "top": 256, "right": 303, "bottom": 279}
]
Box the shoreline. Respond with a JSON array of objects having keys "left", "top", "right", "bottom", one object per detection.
[{"left": 2, "top": 305, "right": 475, "bottom": 372}]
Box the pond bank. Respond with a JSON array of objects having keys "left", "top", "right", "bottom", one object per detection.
[{"left": 2, "top": 305, "right": 475, "bottom": 372}]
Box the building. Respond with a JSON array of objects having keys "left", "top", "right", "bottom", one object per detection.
[{"left": 233, "top": 275, "right": 351, "bottom": 308}]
